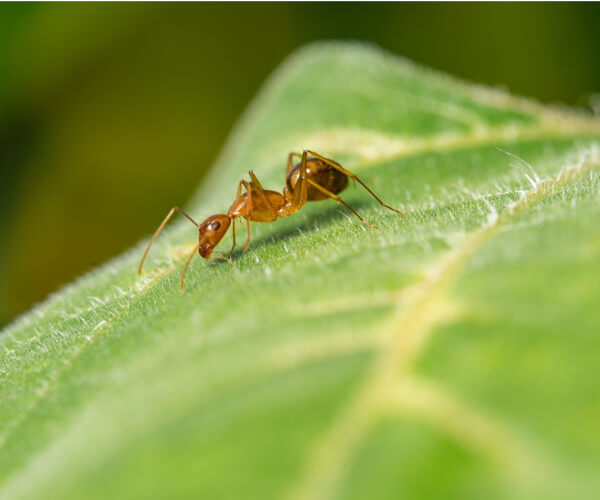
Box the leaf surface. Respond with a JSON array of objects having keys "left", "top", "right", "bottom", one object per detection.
[{"left": 1, "top": 42, "right": 600, "bottom": 500}]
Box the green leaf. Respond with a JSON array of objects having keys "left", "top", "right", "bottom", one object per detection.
[{"left": 1, "top": 42, "right": 600, "bottom": 500}]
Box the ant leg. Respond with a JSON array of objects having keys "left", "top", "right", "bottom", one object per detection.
[
  {"left": 244, "top": 217, "right": 252, "bottom": 252},
  {"left": 180, "top": 243, "right": 200, "bottom": 292},
  {"left": 248, "top": 170, "right": 265, "bottom": 190},
  {"left": 281, "top": 151, "right": 310, "bottom": 215},
  {"left": 287, "top": 152, "right": 302, "bottom": 176},
  {"left": 139, "top": 206, "right": 199, "bottom": 275},
  {"left": 242, "top": 180, "right": 253, "bottom": 251},
  {"left": 304, "top": 150, "right": 408, "bottom": 215},
  {"left": 290, "top": 153, "right": 309, "bottom": 209},
  {"left": 227, "top": 181, "right": 244, "bottom": 256},
  {"left": 227, "top": 219, "right": 237, "bottom": 256},
  {"left": 304, "top": 177, "right": 378, "bottom": 230},
  {"left": 248, "top": 170, "right": 277, "bottom": 219}
]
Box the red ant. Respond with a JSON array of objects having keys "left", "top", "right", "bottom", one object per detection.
[{"left": 138, "top": 150, "right": 406, "bottom": 290}]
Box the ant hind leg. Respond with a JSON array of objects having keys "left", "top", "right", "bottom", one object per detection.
[
  {"left": 304, "top": 177, "right": 377, "bottom": 230},
  {"left": 304, "top": 150, "right": 407, "bottom": 215}
]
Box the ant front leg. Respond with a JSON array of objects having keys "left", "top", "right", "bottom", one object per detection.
[
  {"left": 238, "top": 174, "right": 279, "bottom": 253},
  {"left": 227, "top": 181, "right": 244, "bottom": 256},
  {"left": 241, "top": 180, "right": 253, "bottom": 252},
  {"left": 304, "top": 150, "right": 408, "bottom": 216},
  {"left": 139, "top": 206, "right": 200, "bottom": 275},
  {"left": 228, "top": 218, "right": 237, "bottom": 256}
]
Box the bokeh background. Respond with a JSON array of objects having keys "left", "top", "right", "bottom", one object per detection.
[{"left": 1, "top": 2, "right": 599, "bottom": 327}]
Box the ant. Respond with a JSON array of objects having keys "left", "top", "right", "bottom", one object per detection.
[{"left": 138, "top": 150, "right": 406, "bottom": 290}]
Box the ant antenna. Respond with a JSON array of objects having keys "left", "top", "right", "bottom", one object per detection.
[
  {"left": 139, "top": 206, "right": 199, "bottom": 276},
  {"left": 180, "top": 244, "right": 200, "bottom": 291}
]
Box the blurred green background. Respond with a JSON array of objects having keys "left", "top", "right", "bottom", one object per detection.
[{"left": 1, "top": 2, "right": 599, "bottom": 327}]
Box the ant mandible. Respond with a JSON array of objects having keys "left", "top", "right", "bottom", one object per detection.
[{"left": 138, "top": 150, "right": 407, "bottom": 290}]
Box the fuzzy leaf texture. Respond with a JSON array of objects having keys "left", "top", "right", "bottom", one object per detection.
[{"left": 1, "top": 43, "right": 600, "bottom": 500}]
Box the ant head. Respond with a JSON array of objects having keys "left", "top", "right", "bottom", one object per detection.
[{"left": 198, "top": 214, "right": 231, "bottom": 259}]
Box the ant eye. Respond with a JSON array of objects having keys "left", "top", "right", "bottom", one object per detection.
[{"left": 210, "top": 221, "right": 221, "bottom": 231}]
